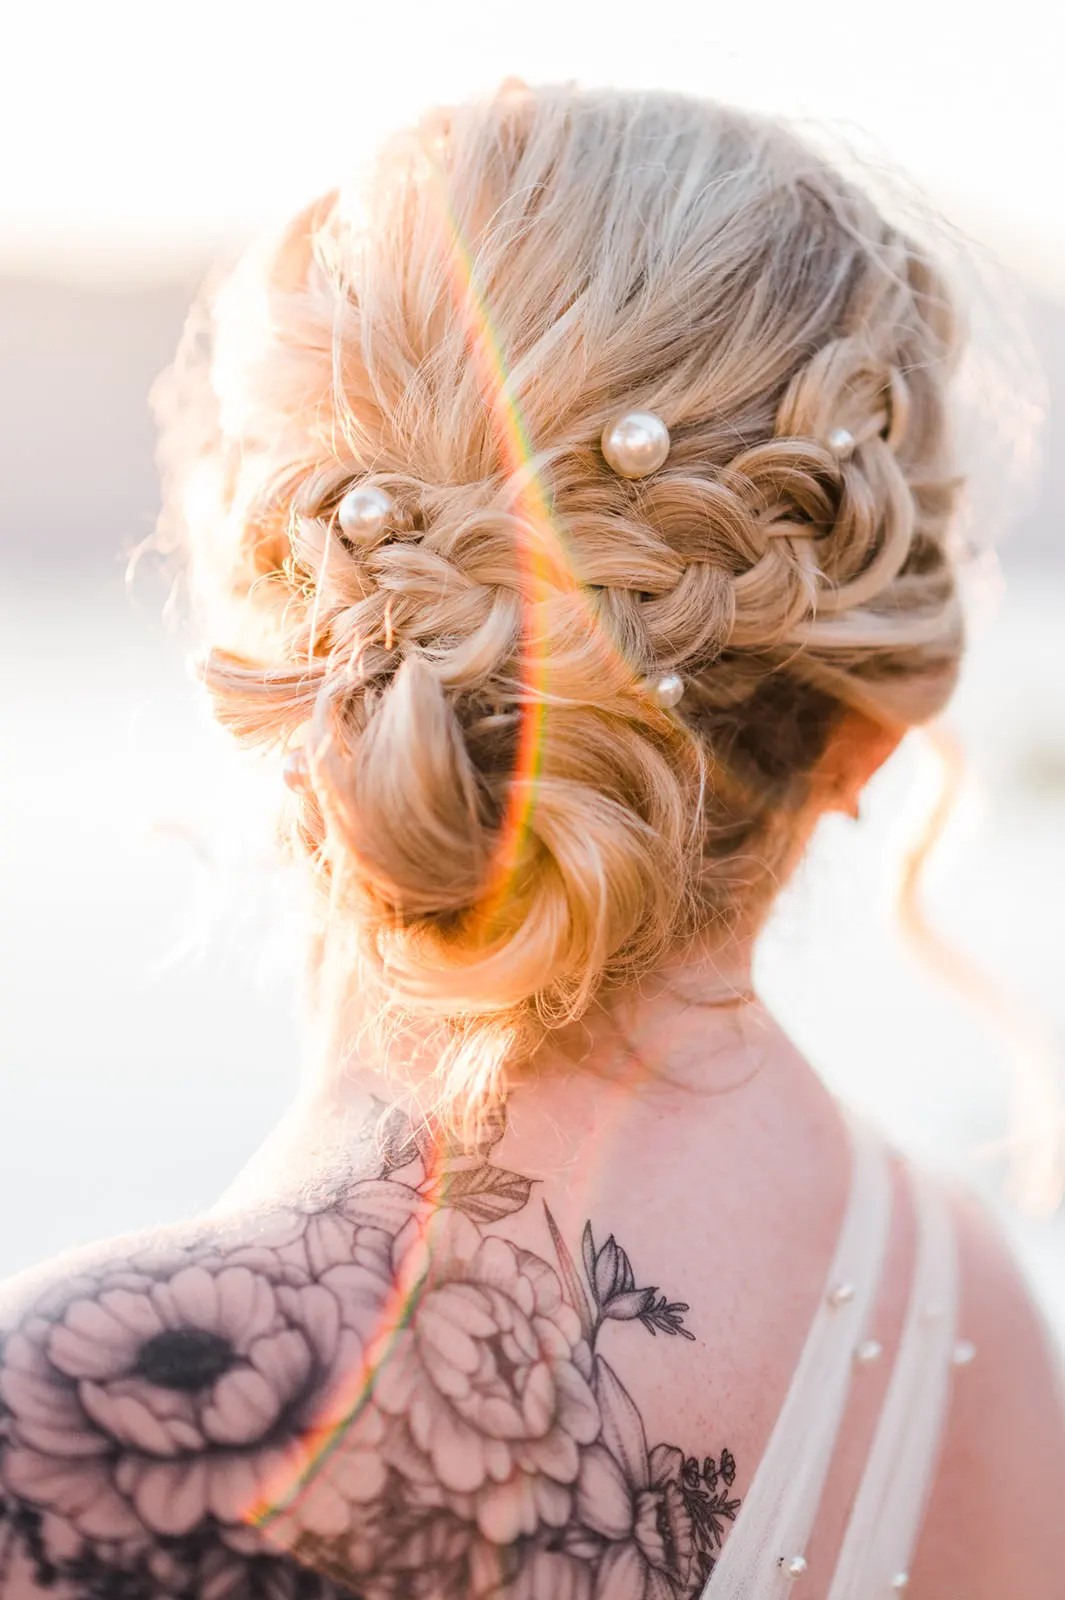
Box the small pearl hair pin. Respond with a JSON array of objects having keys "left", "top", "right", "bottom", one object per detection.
[
  {"left": 282, "top": 747, "right": 310, "bottom": 793},
  {"left": 641, "top": 672, "right": 685, "bottom": 709},
  {"left": 827, "top": 426, "right": 855, "bottom": 456},
  {"left": 601, "top": 410, "right": 671, "bottom": 479},
  {"left": 337, "top": 484, "right": 395, "bottom": 544}
]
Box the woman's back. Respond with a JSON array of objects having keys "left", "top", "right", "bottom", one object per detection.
[
  {"left": 4, "top": 78, "right": 1064, "bottom": 1598},
  {"left": 3, "top": 1000, "right": 1062, "bottom": 1597}
]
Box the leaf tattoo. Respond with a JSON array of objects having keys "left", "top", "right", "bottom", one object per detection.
[
  {"left": 424, "top": 1162, "right": 534, "bottom": 1223},
  {"left": 641, "top": 1291, "right": 697, "bottom": 1340},
  {"left": 544, "top": 1202, "right": 596, "bottom": 1346}
]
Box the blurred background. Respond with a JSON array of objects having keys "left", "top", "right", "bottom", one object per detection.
[{"left": 2, "top": 3, "right": 1063, "bottom": 1338}]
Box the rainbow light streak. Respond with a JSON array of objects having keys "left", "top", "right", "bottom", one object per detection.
[
  {"left": 246, "top": 152, "right": 647, "bottom": 1554},
  {"left": 246, "top": 1135, "right": 453, "bottom": 1535},
  {"left": 426, "top": 160, "right": 643, "bottom": 934}
]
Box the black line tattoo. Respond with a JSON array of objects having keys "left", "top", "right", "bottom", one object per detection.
[{"left": 0, "top": 1104, "right": 740, "bottom": 1598}]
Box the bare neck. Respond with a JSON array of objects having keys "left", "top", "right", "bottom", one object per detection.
[{"left": 217, "top": 932, "right": 838, "bottom": 1212}]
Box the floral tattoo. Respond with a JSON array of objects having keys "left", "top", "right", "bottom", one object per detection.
[{"left": 0, "top": 1104, "right": 740, "bottom": 1598}]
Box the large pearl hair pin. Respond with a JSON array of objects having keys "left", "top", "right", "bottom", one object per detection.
[
  {"left": 337, "top": 484, "right": 395, "bottom": 544},
  {"left": 601, "top": 410, "right": 671, "bottom": 479}
]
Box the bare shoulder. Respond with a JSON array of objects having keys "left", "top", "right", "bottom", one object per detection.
[
  {"left": 915, "top": 1186, "right": 1065, "bottom": 1597},
  {"left": 0, "top": 1176, "right": 374, "bottom": 1598},
  {"left": 0, "top": 1102, "right": 739, "bottom": 1599}
]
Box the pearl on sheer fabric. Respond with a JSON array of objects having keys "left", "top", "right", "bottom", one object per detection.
[{"left": 827, "top": 1281, "right": 856, "bottom": 1307}]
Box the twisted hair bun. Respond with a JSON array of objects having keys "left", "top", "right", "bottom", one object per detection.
[{"left": 157, "top": 85, "right": 967, "bottom": 1119}]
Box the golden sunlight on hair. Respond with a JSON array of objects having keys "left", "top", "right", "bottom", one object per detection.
[{"left": 154, "top": 82, "right": 969, "bottom": 1134}]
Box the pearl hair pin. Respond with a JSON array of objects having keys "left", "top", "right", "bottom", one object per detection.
[
  {"left": 282, "top": 748, "right": 309, "bottom": 793},
  {"left": 827, "top": 426, "right": 855, "bottom": 456},
  {"left": 601, "top": 410, "right": 671, "bottom": 479},
  {"left": 642, "top": 672, "right": 685, "bottom": 710},
  {"left": 784, "top": 1555, "right": 808, "bottom": 1579},
  {"left": 337, "top": 484, "right": 395, "bottom": 544}
]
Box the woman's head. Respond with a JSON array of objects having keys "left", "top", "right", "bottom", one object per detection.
[{"left": 158, "top": 82, "right": 967, "bottom": 1119}]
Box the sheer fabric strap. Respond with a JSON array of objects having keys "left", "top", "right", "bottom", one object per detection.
[
  {"left": 703, "top": 1119, "right": 893, "bottom": 1599},
  {"left": 825, "top": 1166, "right": 959, "bottom": 1600}
]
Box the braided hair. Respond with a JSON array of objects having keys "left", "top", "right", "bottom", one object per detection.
[{"left": 156, "top": 83, "right": 968, "bottom": 1121}]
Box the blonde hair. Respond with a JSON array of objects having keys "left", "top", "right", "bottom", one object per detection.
[{"left": 156, "top": 83, "right": 968, "bottom": 1124}]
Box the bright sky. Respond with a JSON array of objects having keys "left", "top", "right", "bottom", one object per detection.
[{"left": 4, "top": 0, "right": 1063, "bottom": 295}]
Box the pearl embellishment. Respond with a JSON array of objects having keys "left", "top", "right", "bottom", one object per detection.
[
  {"left": 827, "top": 426, "right": 855, "bottom": 455},
  {"left": 601, "top": 410, "right": 671, "bottom": 478},
  {"left": 891, "top": 1573, "right": 910, "bottom": 1591},
  {"left": 827, "top": 1281, "right": 856, "bottom": 1307},
  {"left": 337, "top": 484, "right": 395, "bottom": 543},
  {"left": 784, "top": 1555, "right": 808, "bottom": 1579},
  {"left": 855, "top": 1338, "right": 883, "bottom": 1364},
  {"left": 282, "top": 748, "right": 309, "bottom": 793},
  {"left": 644, "top": 672, "right": 685, "bottom": 709},
  {"left": 952, "top": 1339, "right": 977, "bottom": 1366}
]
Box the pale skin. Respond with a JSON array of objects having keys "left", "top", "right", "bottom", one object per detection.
[{"left": 1, "top": 713, "right": 1062, "bottom": 1598}]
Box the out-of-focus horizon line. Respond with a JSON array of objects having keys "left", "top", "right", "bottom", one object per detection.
[{"left": 3, "top": 191, "right": 1063, "bottom": 304}]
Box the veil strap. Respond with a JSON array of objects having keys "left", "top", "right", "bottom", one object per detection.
[
  {"left": 825, "top": 1166, "right": 959, "bottom": 1599},
  {"left": 703, "top": 1116, "right": 893, "bottom": 1599}
]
